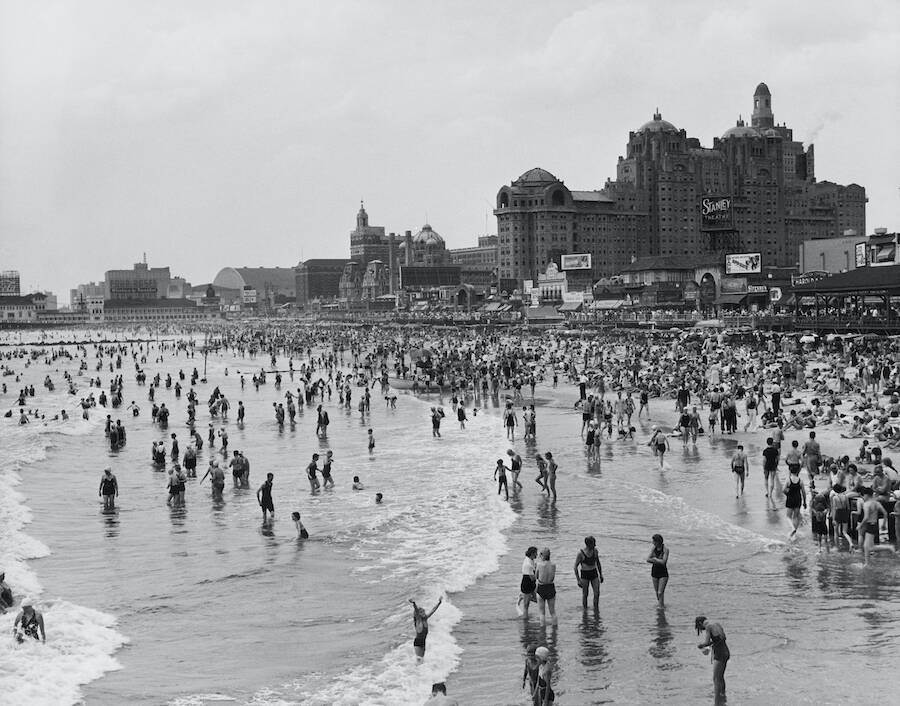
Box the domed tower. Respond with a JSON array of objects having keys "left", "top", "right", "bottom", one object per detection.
[
  {"left": 751, "top": 83, "right": 774, "bottom": 129},
  {"left": 356, "top": 200, "right": 369, "bottom": 229}
]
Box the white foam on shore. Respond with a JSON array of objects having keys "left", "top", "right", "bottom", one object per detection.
[
  {"left": 0, "top": 416, "right": 128, "bottom": 705},
  {"left": 294, "top": 490, "right": 517, "bottom": 705}
]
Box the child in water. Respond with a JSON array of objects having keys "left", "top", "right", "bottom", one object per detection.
[
  {"left": 291, "top": 511, "right": 308, "bottom": 539},
  {"left": 368, "top": 428, "right": 375, "bottom": 451},
  {"left": 352, "top": 475, "right": 364, "bottom": 490}
]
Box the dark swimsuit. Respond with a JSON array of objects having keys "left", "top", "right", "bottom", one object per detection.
[
  {"left": 413, "top": 621, "right": 428, "bottom": 648},
  {"left": 651, "top": 545, "right": 668, "bottom": 578},
  {"left": 578, "top": 548, "right": 601, "bottom": 581},
  {"left": 784, "top": 476, "right": 803, "bottom": 509},
  {"left": 708, "top": 624, "right": 730, "bottom": 662}
]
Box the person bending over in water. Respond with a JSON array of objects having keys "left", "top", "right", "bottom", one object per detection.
[
  {"left": 696, "top": 616, "right": 729, "bottom": 704},
  {"left": 13, "top": 599, "right": 45, "bottom": 643},
  {"left": 409, "top": 596, "right": 442, "bottom": 660}
]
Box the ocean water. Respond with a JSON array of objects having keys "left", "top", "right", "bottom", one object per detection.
[{"left": 2, "top": 335, "right": 898, "bottom": 705}]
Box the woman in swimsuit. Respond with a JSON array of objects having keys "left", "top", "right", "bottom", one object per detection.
[
  {"left": 696, "top": 616, "right": 729, "bottom": 704},
  {"left": 518, "top": 546, "right": 538, "bottom": 619},
  {"left": 535, "top": 548, "right": 557, "bottom": 625},
  {"left": 522, "top": 644, "right": 540, "bottom": 701},
  {"left": 783, "top": 466, "right": 807, "bottom": 537},
  {"left": 409, "top": 596, "right": 442, "bottom": 660},
  {"left": 533, "top": 646, "right": 555, "bottom": 705},
  {"left": 647, "top": 533, "right": 669, "bottom": 606},
  {"left": 574, "top": 536, "right": 603, "bottom": 609}
]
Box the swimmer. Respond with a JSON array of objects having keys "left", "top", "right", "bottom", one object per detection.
[
  {"left": 199, "top": 459, "right": 226, "bottom": 499},
  {"left": 368, "top": 428, "right": 375, "bottom": 451},
  {"left": 409, "top": 596, "right": 442, "bottom": 660},
  {"left": 375, "top": 492, "right": 383, "bottom": 504},
  {"left": 291, "top": 511, "right": 309, "bottom": 539},
  {"left": 256, "top": 472, "right": 275, "bottom": 521},
  {"left": 535, "top": 547, "right": 557, "bottom": 625},
  {"left": 13, "top": 599, "right": 45, "bottom": 643},
  {"left": 352, "top": 475, "right": 364, "bottom": 490},
  {"left": 98, "top": 467, "right": 119, "bottom": 511},
  {"left": 731, "top": 445, "right": 749, "bottom": 498},
  {"left": 517, "top": 546, "right": 538, "bottom": 619},
  {"left": 574, "top": 536, "right": 603, "bottom": 609},
  {"left": 696, "top": 616, "right": 729, "bottom": 704},
  {"left": 647, "top": 533, "right": 669, "bottom": 606},
  {"left": 494, "top": 459, "right": 510, "bottom": 500},
  {"left": 306, "top": 454, "right": 321, "bottom": 492}
]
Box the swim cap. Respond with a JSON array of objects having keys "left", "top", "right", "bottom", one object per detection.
[
  {"left": 535, "top": 646, "right": 550, "bottom": 660},
  {"left": 22, "top": 597, "right": 34, "bottom": 607}
]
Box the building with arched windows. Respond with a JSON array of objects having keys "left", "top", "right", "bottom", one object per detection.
[{"left": 495, "top": 83, "right": 866, "bottom": 290}]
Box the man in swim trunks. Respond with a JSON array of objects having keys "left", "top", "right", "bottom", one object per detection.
[
  {"left": 731, "top": 445, "right": 749, "bottom": 498},
  {"left": 535, "top": 547, "right": 558, "bottom": 625},
  {"left": 256, "top": 472, "right": 275, "bottom": 521},
  {"left": 858, "top": 486, "right": 888, "bottom": 566},
  {"left": 13, "top": 600, "right": 45, "bottom": 643},
  {"left": 228, "top": 450, "right": 242, "bottom": 488},
  {"left": 409, "top": 596, "right": 442, "bottom": 660},
  {"left": 306, "top": 454, "right": 321, "bottom": 492},
  {"left": 200, "top": 460, "right": 226, "bottom": 499}
]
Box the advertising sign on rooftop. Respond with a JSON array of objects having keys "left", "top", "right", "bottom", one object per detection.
[
  {"left": 560, "top": 253, "right": 592, "bottom": 271},
  {"left": 700, "top": 196, "right": 733, "bottom": 231},
  {"left": 725, "top": 252, "right": 761, "bottom": 275}
]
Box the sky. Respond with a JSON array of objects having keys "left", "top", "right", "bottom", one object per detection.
[{"left": 1, "top": 0, "right": 898, "bottom": 304}]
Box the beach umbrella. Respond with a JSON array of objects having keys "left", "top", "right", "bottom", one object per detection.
[{"left": 799, "top": 335, "right": 817, "bottom": 343}]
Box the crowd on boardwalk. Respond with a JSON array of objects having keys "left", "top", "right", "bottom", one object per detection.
[{"left": 2, "top": 323, "right": 899, "bottom": 704}]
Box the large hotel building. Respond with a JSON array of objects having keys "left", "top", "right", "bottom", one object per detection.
[{"left": 495, "top": 83, "right": 866, "bottom": 287}]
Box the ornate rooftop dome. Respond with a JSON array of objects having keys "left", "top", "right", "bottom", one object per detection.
[
  {"left": 514, "top": 167, "right": 558, "bottom": 185},
  {"left": 636, "top": 110, "right": 678, "bottom": 134},
  {"left": 412, "top": 224, "right": 445, "bottom": 248},
  {"left": 721, "top": 117, "right": 760, "bottom": 140}
]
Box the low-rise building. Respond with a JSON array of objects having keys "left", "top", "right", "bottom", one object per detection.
[{"left": 0, "top": 295, "right": 36, "bottom": 322}]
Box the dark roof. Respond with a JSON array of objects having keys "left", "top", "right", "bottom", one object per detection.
[
  {"left": 514, "top": 168, "right": 558, "bottom": 186},
  {"left": 792, "top": 265, "right": 900, "bottom": 294},
  {"left": 620, "top": 255, "right": 722, "bottom": 272},
  {"left": 0, "top": 296, "right": 36, "bottom": 306},
  {"left": 105, "top": 298, "right": 197, "bottom": 309},
  {"left": 296, "top": 259, "right": 354, "bottom": 269}
]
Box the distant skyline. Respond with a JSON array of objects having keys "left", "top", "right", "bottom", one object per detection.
[{"left": 1, "top": 0, "right": 898, "bottom": 304}]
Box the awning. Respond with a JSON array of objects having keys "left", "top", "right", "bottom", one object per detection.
[
  {"left": 591, "top": 300, "right": 624, "bottom": 310},
  {"left": 483, "top": 302, "right": 503, "bottom": 312},
  {"left": 559, "top": 302, "right": 583, "bottom": 312},
  {"left": 716, "top": 294, "right": 747, "bottom": 306}
]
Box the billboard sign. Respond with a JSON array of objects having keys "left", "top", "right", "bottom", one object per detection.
[
  {"left": 769, "top": 287, "right": 783, "bottom": 303},
  {"left": 854, "top": 242, "right": 866, "bottom": 268},
  {"left": 700, "top": 196, "right": 733, "bottom": 230},
  {"left": 725, "top": 252, "right": 761, "bottom": 275},
  {"left": 560, "top": 253, "right": 592, "bottom": 270}
]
